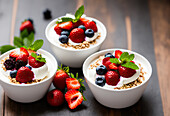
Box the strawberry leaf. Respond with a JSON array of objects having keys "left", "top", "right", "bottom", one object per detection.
[
  {"left": 110, "top": 58, "right": 120, "bottom": 64},
  {"left": 121, "top": 62, "right": 139, "bottom": 70},
  {"left": 75, "top": 5, "right": 84, "bottom": 20}
]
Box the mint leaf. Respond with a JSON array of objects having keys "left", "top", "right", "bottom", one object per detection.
[
  {"left": 120, "top": 52, "right": 129, "bottom": 62},
  {"left": 0, "top": 45, "right": 16, "bottom": 54},
  {"left": 27, "top": 32, "right": 34, "bottom": 45},
  {"left": 121, "top": 62, "right": 139, "bottom": 70},
  {"left": 56, "top": 17, "right": 73, "bottom": 24},
  {"left": 29, "top": 39, "right": 43, "bottom": 51},
  {"left": 14, "top": 36, "right": 23, "bottom": 47},
  {"left": 23, "top": 37, "right": 31, "bottom": 47},
  {"left": 20, "top": 29, "right": 29, "bottom": 38},
  {"left": 110, "top": 58, "right": 120, "bottom": 64},
  {"left": 75, "top": 5, "right": 84, "bottom": 20},
  {"left": 127, "top": 54, "right": 134, "bottom": 62},
  {"left": 31, "top": 53, "right": 46, "bottom": 63}
]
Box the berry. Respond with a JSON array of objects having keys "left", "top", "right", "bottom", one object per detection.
[
  {"left": 118, "top": 66, "right": 136, "bottom": 78},
  {"left": 66, "top": 78, "right": 80, "bottom": 90},
  {"left": 70, "top": 28, "right": 85, "bottom": 43},
  {"left": 84, "top": 21, "right": 98, "bottom": 32},
  {"left": 28, "top": 56, "right": 45, "bottom": 68},
  {"left": 85, "top": 29, "right": 94, "bottom": 38},
  {"left": 73, "top": 20, "right": 82, "bottom": 28},
  {"left": 54, "top": 25, "right": 62, "bottom": 35},
  {"left": 65, "top": 90, "right": 83, "bottom": 109},
  {"left": 115, "top": 50, "right": 123, "bottom": 59},
  {"left": 78, "top": 25, "right": 86, "bottom": 31},
  {"left": 27, "top": 18, "right": 33, "bottom": 24},
  {"left": 15, "top": 60, "right": 25, "bottom": 70},
  {"left": 130, "top": 61, "right": 135, "bottom": 64},
  {"left": 4, "top": 59, "right": 15, "bottom": 70},
  {"left": 53, "top": 70, "right": 69, "bottom": 90},
  {"left": 58, "top": 21, "right": 73, "bottom": 30},
  {"left": 61, "top": 31, "right": 70, "bottom": 36},
  {"left": 59, "top": 35, "right": 68, "bottom": 44},
  {"left": 16, "top": 54, "right": 28, "bottom": 65},
  {"left": 95, "top": 76, "right": 105, "bottom": 87},
  {"left": 105, "top": 71, "right": 120, "bottom": 86},
  {"left": 102, "top": 57, "right": 112, "bottom": 70},
  {"left": 10, "top": 70, "right": 17, "bottom": 78},
  {"left": 79, "top": 18, "right": 90, "bottom": 25},
  {"left": 47, "top": 89, "right": 64, "bottom": 107},
  {"left": 26, "top": 65, "right": 32, "bottom": 70},
  {"left": 43, "top": 9, "right": 52, "bottom": 19},
  {"left": 105, "top": 53, "right": 115, "bottom": 58},
  {"left": 9, "top": 47, "right": 29, "bottom": 58},
  {"left": 96, "top": 65, "right": 107, "bottom": 75},
  {"left": 108, "top": 63, "right": 118, "bottom": 70},
  {"left": 20, "top": 20, "right": 34, "bottom": 32},
  {"left": 16, "top": 67, "right": 34, "bottom": 83}
]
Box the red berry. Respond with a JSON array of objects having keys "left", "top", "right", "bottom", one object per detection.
[
  {"left": 130, "top": 61, "right": 135, "bottom": 64},
  {"left": 115, "top": 50, "right": 123, "bottom": 59},
  {"left": 65, "top": 90, "right": 83, "bottom": 109},
  {"left": 16, "top": 67, "right": 34, "bottom": 83},
  {"left": 20, "top": 20, "right": 34, "bottom": 32},
  {"left": 108, "top": 63, "right": 118, "bottom": 70},
  {"left": 10, "top": 47, "right": 29, "bottom": 58},
  {"left": 84, "top": 21, "right": 98, "bottom": 32},
  {"left": 66, "top": 78, "right": 80, "bottom": 90},
  {"left": 79, "top": 18, "right": 90, "bottom": 25},
  {"left": 28, "top": 56, "right": 45, "bottom": 68},
  {"left": 102, "top": 57, "right": 112, "bottom": 70},
  {"left": 47, "top": 89, "right": 64, "bottom": 107},
  {"left": 73, "top": 20, "right": 82, "bottom": 28},
  {"left": 70, "top": 28, "right": 85, "bottom": 43},
  {"left": 54, "top": 24, "right": 62, "bottom": 35},
  {"left": 58, "top": 21, "right": 73, "bottom": 30},
  {"left": 16, "top": 54, "right": 28, "bottom": 64},
  {"left": 118, "top": 66, "right": 136, "bottom": 78},
  {"left": 53, "top": 70, "right": 69, "bottom": 90},
  {"left": 105, "top": 71, "right": 120, "bottom": 86}
]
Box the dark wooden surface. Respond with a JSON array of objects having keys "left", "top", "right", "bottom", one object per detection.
[{"left": 0, "top": 0, "right": 169, "bottom": 115}]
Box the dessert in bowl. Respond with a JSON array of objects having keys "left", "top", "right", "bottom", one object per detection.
[
  {"left": 0, "top": 48, "right": 57, "bottom": 103},
  {"left": 83, "top": 49, "right": 152, "bottom": 108},
  {"left": 45, "top": 6, "right": 106, "bottom": 67}
]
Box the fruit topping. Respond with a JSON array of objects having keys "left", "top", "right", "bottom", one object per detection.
[
  {"left": 54, "top": 25, "right": 62, "bottom": 35},
  {"left": 84, "top": 21, "right": 98, "bottom": 32},
  {"left": 95, "top": 76, "right": 106, "bottom": 87},
  {"left": 96, "top": 65, "right": 107, "bottom": 75},
  {"left": 108, "top": 63, "right": 118, "bottom": 70},
  {"left": 118, "top": 66, "right": 136, "bottom": 78},
  {"left": 9, "top": 47, "right": 29, "bottom": 59},
  {"left": 61, "top": 30, "right": 70, "bottom": 36},
  {"left": 26, "top": 65, "right": 32, "bottom": 70},
  {"left": 16, "top": 66, "right": 34, "bottom": 83},
  {"left": 65, "top": 90, "right": 83, "bottom": 109},
  {"left": 102, "top": 57, "right": 112, "bottom": 70},
  {"left": 4, "top": 58, "right": 15, "bottom": 70},
  {"left": 59, "top": 35, "right": 68, "bottom": 44},
  {"left": 27, "top": 18, "right": 33, "bottom": 24},
  {"left": 78, "top": 25, "right": 86, "bottom": 31},
  {"left": 15, "top": 60, "right": 25, "bottom": 70},
  {"left": 70, "top": 28, "right": 85, "bottom": 43},
  {"left": 10, "top": 70, "right": 17, "bottom": 78},
  {"left": 43, "top": 9, "right": 52, "bottom": 19},
  {"left": 47, "top": 89, "right": 64, "bottom": 107},
  {"left": 105, "top": 53, "right": 115, "bottom": 58},
  {"left": 20, "top": 20, "right": 34, "bottom": 33},
  {"left": 79, "top": 18, "right": 90, "bottom": 25},
  {"left": 115, "top": 50, "right": 123, "bottom": 59},
  {"left": 16, "top": 54, "right": 28, "bottom": 65},
  {"left": 105, "top": 71, "right": 120, "bottom": 86},
  {"left": 66, "top": 78, "right": 80, "bottom": 90},
  {"left": 58, "top": 21, "right": 73, "bottom": 30},
  {"left": 85, "top": 29, "right": 94, "bottom": 38}
]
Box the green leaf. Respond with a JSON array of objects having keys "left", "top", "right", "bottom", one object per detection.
[
  {"left": 121, "top": 62, "right": 139, "bottom": 70},
  {"left": 31, "top": 52, "right": 37, "bottom": 58},
  {"left": 75, "top": 5, "right": 84, "bottom": 20},
  {"left": 56, "top": 17, "right": 73, "bottom": 24},
  {"left": 23, "top": 37, "right": 31, "bottom": 47},
  {"left": 27, "top": 32, "right": 34, "bottom": 45},
  {"left": 31, "top": 53, "right": 46, "bottom": 63},
  {"left": 110, "top": 58, "right": 120, "bottom": 64},
  {"left": 120, "top": 52, "right": 129, "bottom": 62},
  {"left": 20, "top": 29, "right": 29, "bottom": 38},
  {"left": 14, "top": 36, "right": 23, "bottom": 47},
  {"left": 29, "top": 39, "right": 43, "bottom": 51},
  {"left": 0, "top": 45, "right": 16, "bottom": 54},
  {"left": 127, "top": 54, "right": 134, "bottom": 62}
]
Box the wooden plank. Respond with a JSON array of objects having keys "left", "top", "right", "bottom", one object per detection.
[{"left": 149, "top": 0, "right": 170, "bottom": 116}]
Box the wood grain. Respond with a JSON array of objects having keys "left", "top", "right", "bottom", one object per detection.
[{"left": 149, "top": 0, "right": 170, "bottom": 116}]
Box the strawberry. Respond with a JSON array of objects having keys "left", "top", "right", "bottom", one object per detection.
[
  {"left": 115, "top": 50, "right": 123, "bottom": 59},
  {"left": 16, "top": 67, "right": 34, "bottom": 83},
  {"left": 130, "top": 61, "right": 135, "bottom": 64},
  {"left": 54, "top": 24, "right": 62, "bottom": 35},
  {"left": 84, "top": 21, "right": 98, "bottom": 32},
  {"left": 73, "top": 20, "right": 82, "bottom": 28},
  {"left": 69, "top": 28, "right": 85, "bottom": 43},
  {"left": 118, "top": 66, "right": 136, "bottom": 78},
  {"left": 79, "top": 18, "right": 90, "bottom": 25},
  {"left": 28, "top": 55, "right": 45, "bottom": 68},
  {"left": 109, "top": 63, "right": 118, "bottom": 70},
  {"left": 53, "top": 69, "right": 69, "bottom": 90},
  {"left": 105, "top": 71, "right": 120, "bottom": 86},
  {"left": 102, "top": 57, "right": 112, "bottom": 70},
  {"left": 9, "top": 47, "right": 29, "bottom": 58},
  {"left": 58, "top": 21, "right": 73, "bottom": 30},
  {"left": 20, "top": 20, "right": 34, "bottom": 32},
  {"left": 65, "top": 90, "right": 83, "bottom": 109},
  {"left": 66, "top": 78, "right": 80, "bottom": 90},
  {"left": 47, "top": 89, "right": 64, "bottom": 107},
  {"left": 27, "top": 49, "right": 36, "bottom": 55},
  {"left": 16, "top": 54, "right": 28, "bottom": 64}
]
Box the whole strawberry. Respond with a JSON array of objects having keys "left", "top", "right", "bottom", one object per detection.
[
  {"left": 20, "top": 20, "right": 34, "bottom": 33},
  {"left": 47, "top": 89, "right": 64, "bottom": 107},
  {"left": 118, "top": 66, "right": 136, "bottom": 78},
  {"left": 84, "top": 21, "right": 98, "bottom": 32},
  {"left": 69, "top": 28, "right": 85, "bottom": 43},
  {"left": 105, "top": 71, "right": 119, "bottom": 86},
  {"left": 54, "top": 24, "right": 62, "bottom": 35}
]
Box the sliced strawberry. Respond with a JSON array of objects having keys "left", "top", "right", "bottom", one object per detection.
[
  {"left": 109, "top": 63, "right": 118, "bottom": 70},
  {"left": 79, "top": 18, "right": 90, "bottom": 25},
  {"left": 69, "top": 28, "right": 85, "bottom": 43},
  {"left": 102, "top": 57, "right": 112, "bottom": 70},
  {"left": 66, "top": 78, "right": 80, "bottom": 90},
  {"left": 20, "top": 20, "right": 34, "bottom": 32},
  {"left": 84, "top": 21, "right": 98, "bottom": 32},
  {"left": 54, "top": 24, "right": 62, "bottom": 35},
  {"left": 9, "top": 47, "right": 29, "bottom": 59},
  {"left": 115, "top": 50, "right": 122, "bottom": 59},
  {"left": 28, "top": 55, "right": 45, "bottom": 68},
  {"left": 105, "top": 71, "right": 120, "bottom": 86},
  {"left": 118, "top": 66, "right": 136, "bottom": 78},
  {"left": 58, "top": 21, "right": 73, "bottom": 30},
  {"left": 65, "top": 90, "right": 83, "bottom": 109},
  {"left": 16, "top": 54, "right": 28, "bottom": 64},
  {"left": 16, "top": 67, "right": 34, "bottom": 83}
]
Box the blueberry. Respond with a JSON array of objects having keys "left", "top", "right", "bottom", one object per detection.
[
  {"left": 96, "top": 65, "right": 107, "bottom": 75},
  {"left": 27, "top": 18, "right": 33, "bottom": 24},
  {"left": 95, "top": 76, "right": 105, "bottom": 87},
  {"left": 15, "top": 60, "right": 25, "bottom": 70},
  {"left": 26, "top": 65, "right": 32, "bottom": 70},
  {"left": 61, "top": 31, "right": 70, "bottom": 36},
  {"left": 105, "top": 53, "right": 115, "bottom": 58},
  {"left": 43, "top": 9, "right": 52, "bottom": 19},
  {"left": 78, "top": 25, "right": 86, "bottom": 31},
  {"left": 4, "top": 59, "right": 15, "bottom": 70},
  {"left": 85, "top": 29, "right": 94, "bottom": 38},
  {"left": 10, "top": 70, "right": 17, "bottom": 78},
  {"left": 59, "top": 35, "right": 68, "bottom": 44}
]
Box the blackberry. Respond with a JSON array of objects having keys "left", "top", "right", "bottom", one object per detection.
[
  {"left": 15, "top": 60, "right": 25, "bottom": 70},
  {"left": 43, "top": 9, "right": 52, "bottom": 19},
  {"left": 4, "top": 59, "right": 15, "bottom": 70}
]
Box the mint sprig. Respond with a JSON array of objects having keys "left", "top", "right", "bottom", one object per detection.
[
  {"left": 56, "top": 5, "right": 84, "bottom": 24},
  {"left": 31, "top": 53, "right": 46, "bottom": 63}
]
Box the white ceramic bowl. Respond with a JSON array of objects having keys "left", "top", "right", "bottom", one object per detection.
[
  {"left": 45, "top": 17, "right": 107, "bottom": 68},
  {"left": 0, "top": 49, "right": 58, "bottom": 103},
  {"left": 83, "top": 49, "right": 152, "bottom": 108}
]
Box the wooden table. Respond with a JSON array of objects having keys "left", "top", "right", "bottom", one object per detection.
[{"left": 0, "top": 0, "right": 169, "bottom": 115}]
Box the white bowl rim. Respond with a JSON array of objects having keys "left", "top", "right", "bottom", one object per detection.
[
  {"left": 0, "top": 48, "right": 58, "bottom": 87},
  {"left": 83, "top": 48, "right": 152, "bottom": 92},
  {"left": 45, "top": 16, "right": 107, "bottom": 52}
]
